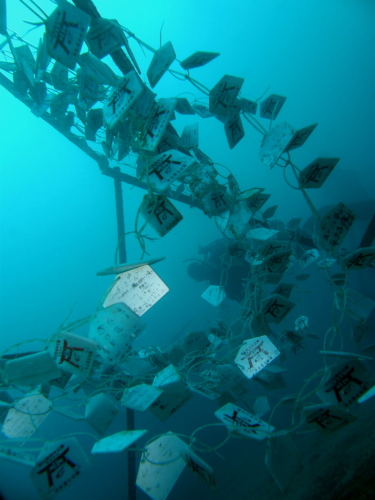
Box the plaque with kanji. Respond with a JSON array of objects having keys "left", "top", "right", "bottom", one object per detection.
[
  {"left": 260, "top": 94, "right": 286, "bottom": 119},
  {"left": 182, "top": 448, "right": 217, "bottom": 491},
  {"left": 48, "top": 332, "right": 97, "bottom": 377},
  {"left": 30, "top": 438, "right": 89, "bottom": 499},
  {"left": 284, "top": 123, "right": 317, "bottom": 152},
  {"left": 140, "top": 194, "right": 183, "bottom": 236},
  {"left": 299, "top": 248, "right": 319, "bottom": 268},
  {"left": 224, "top": 111, "right": 245, "bottom": 149},
  {"left": 141, "top": 98, "right": 177, "bottom": 152},
  {"left": 317, "top": 359, "right": 373, "bottom": 408},
  {"left": 342, "top": 247, "right": 375, "bottom": 270},
  {"left": 235, "top": 336, "right": 280, "bottom": 379},
  {"left": 303, "top": 403, "right": 357, "bottom": 433},
  {"left": 299, "top": 157, "right": 339, "bottom": 189},
  {"left": 103, "top": 71, "right": 143, "bottom": 128},
  {"left": 86, "top": 18, "right": 125, "bottom": 59},
  {"left": 45, "top": 0, "right": 90, "bottom": 69},
  {"left": 318, "top": 202, "right": 356, "bottom": 252},
  {"left": 147, "top": 150, "right": 196, "bottom": 192},
  {"left": 215, "top": 403, "right": 274, "bottom": 439},
  {"left": 209, "top": 75, "right": 244, "bottom": 116},
  {"left": 261, "top": 294, "right": 295, "bottom": 323}
]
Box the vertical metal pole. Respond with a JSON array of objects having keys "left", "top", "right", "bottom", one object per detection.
[{"left": 113, "top": 167, "right": 137, "bottom": 500}]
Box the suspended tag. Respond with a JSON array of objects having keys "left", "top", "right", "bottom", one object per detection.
[
  {"left": 48, "top": 332, "right": 97, "bottom": 377},
  {"left": 215, "top": 403, "right": 274, "bottom": 440},
  {"left": 103, "top": 265, "right": 169, "bottom": 316},
  {"left": 30, "top": 438, "right": 90, "bottom": 499},
  {"left": 317, "top": 359, "right": 373, "bottom": 408},
  {"left": 149, "top": 388, "right": 193, "bottom": 422},
  {"left": 192, "top": 104, "right": 215, "bottom": 118},
  {"left": 265, "top": 434, "right": 300, "bottom": 493},
  {"left": 92, "top": 430, "right": 147, "bottom": 454},
  {"left": 259, "top": 251, "right": 292, "bottom": 275},
  {"left": 97, "top": 256, "right": 165, "bottom": 276},
  {"left": 201, "top": 285, "right": 226, "bottom": 306},
  {"left": 261, "top": 294, "right": 295, "bottom": 323},
  {"left": 2, "top": 392, "right": 51, "bottom": 439},
  {"left": 209, "top": 75, "right": 244, "bottom": 116},
  {"left": 182, "top": 331, "right": 210, "bottom": 353},
  {"left": 121, "top": 383, "right": 163, "bottom": 411},
  {"left": 153, "top": 364, "right": 184, "bottom": 391},
  {"left": 103, "top": 71, "right": 143, "bottom": 128},
  {"left": 175, "top": 97, "right": 195, "bottom": 115},
  {"left": 335, "top": 288, "right": 375, "bottom": 322},
  {"left": 77, "top": 68, "right": 99, "bottom": 111},
  {"left": 252, "top": 396, "right": 270, "bottom": 417},
  {"left": 45, "top": 0, "right": 91, "bottom": 69},
  {"left": 180, "top": 51, "right": 219, "bottom": 70},
  {"left": 273, "top": 282, "right": 293, "bottom": 298},
  {"left": 181, "top": 122, "right": 199, "bottom": 150},
  {"left": 318, "top": 202, "right": 356, "bottom": 252},
  {"left": 284, "top": 123, "right": 318, "bottom": 152},
  {"left": 254, "top": 370, "right": 287, "bottom": 389},
  {"left": 258, "top": 240, "right": 290, "bottom": 258},
  {"left": 50, "top": 61, "right": 69, "bottom": 90},
  {"left": 260, "top": 94, "right": 286, "bottom": 119},
  {"left": 262, "top": 205, "right": 278, "bottom": 219},
  {"left": 236, "top": 189, "right": 269, "bottom": 212},
  {"left": 89, "top": 302, "right": 146, "bottom": 364},
  {"left": 259, "top": 122, "right": 294, "bottom": 169},
  {"left": 342, "top": 247, "right": 375, "bottom": 270},
  {"left": 148, "top": 150, "right": 196, "bottom": 192},
  {"left": 85, "top": 108, "right": 103, "bottom": 140},
  {"left": 136, "top": 433, "right": 186, "bottom": 500},
  {"left": 140, "top": 194, "right": 183, "bottom": 236},
  {"left": 246, "top": 227, "right": 279, "bottom": 241},
  {"left": 85, "top": 393, "right": 119, "bottom": 435},
  {"left": 147, "top": 41, "right": 176, "bottom": 88},
  {"left": 224, "top": 111, "right": 245, "bottom": 149},
  {"left": 299, "top": 248, "right": 319, "bottom": 268},
  {"left": 0, "top": 0, "right": 7, "bottom": 36},
  {"left": 129, "top": 86, "right": 156, "bottom": 120},
  {"left": 188, "top": 382, "right": 220, "bottom": 401},
  {"left": 86, "top": 18, "right": 125, "bottom": 58},
  {"left": 303, "top": 403, "right": 357, "bottom": 433},
  {"left": 216, "top": 364, "right": 248, "bottom": 399},
  {"left": 141, "top": 98, "right": 177, "bottom": 151},
  {"left": 3, "top": 351, "right": 61, "bottom": 387},
  {"left": 299, "top": 157, "right": 339, "bottom": 188},
  {"left": 238, "top": 98, "right": 257, "bottom": 115},
  {"left": 317, "top": 258, "right": 336, "bottom": 269},
  {"left": 0, "top": 446, "right": 35, "bottom": 467},
  {"left": 352, "top": 322, "right": 370, "bottom": 343},
  {"left": 78, "top": 52, "right": 119, "bottom": 86},
  {"left": 235, "top": 336, "right": 280, "bottom": 379},
  {"left": 182, "top": 448, "right": 217, "bottom": 491},
  {"left": 201, "top": 185, "right": 231, "bottom": 216},
  {"left": 14, "top": 45, "right": 35, "bottom": 85}
]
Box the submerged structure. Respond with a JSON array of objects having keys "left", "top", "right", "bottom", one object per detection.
[{"left": 0, "top": 0, "right": 374, "bottom": 499}]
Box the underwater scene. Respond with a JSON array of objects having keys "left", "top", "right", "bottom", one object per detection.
[{"left": 0, "top": 0, "right": 374, "bottom": 499}]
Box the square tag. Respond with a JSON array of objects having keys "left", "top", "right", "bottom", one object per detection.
[
  {"left": 235, "top": 336, "right": 280, "bottom": 379},
  {"left": 215, "top": 403, "right": 274, "bottom": 440}
]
